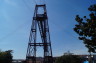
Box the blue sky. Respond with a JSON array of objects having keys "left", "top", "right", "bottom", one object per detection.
[{"left": 0, "top": 0, "right": 96, "bottom": 59}]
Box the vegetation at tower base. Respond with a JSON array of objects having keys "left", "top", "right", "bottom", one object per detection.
[
  {"left": 55, "top": 55, "right": 82, "bottom": 63},
  {"left": 0, "top": 50, "right": 13, "bottom": 63},
  {"left": 73, "top": 4, "right": 96, "bottom": 53}
]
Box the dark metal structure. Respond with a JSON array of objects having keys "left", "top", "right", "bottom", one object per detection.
[{"left": 26, "top": 4, "right": 53, "bottom": 63}]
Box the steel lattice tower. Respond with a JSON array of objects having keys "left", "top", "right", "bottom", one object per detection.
[{"left": 26, "top": 4, "right": 53, "bottom": 63}]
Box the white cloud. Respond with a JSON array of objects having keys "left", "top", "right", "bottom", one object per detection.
[
  {"left": 72, "top": 49, "right": 89, "bottom": 55},
  {"left": 4, "top": 0, "right": 17, "bottom": 6}
]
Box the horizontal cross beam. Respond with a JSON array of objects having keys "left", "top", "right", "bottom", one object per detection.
[{"left": 29, "top": 43, "right": 50, "bottom": 46}]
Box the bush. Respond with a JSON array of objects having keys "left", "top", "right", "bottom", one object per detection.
[
  {"left": 55, "top": 55, "right": 82, "bottom": 63},
  {"left": 0, "top": 50, "right": 13, "bottom": 63}
]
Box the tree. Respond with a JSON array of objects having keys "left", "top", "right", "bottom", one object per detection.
[
  {"left": 0, "top": 50, "right": 13, "bottom": 63},
  {"left": 74, "top": 4, "right": 96, "bottom": 53},
  {"left": 55, "top": 55, "right": 82, "bottom": 63}
]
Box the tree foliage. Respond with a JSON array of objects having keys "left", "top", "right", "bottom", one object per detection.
[
  {"left": 0, "top": 50, "right": 13, "bottom": 63},
  {"left": 74, "top": 4, "right": 96, "bottom": 53},
  {"left": 55, "top": 55, "right": 82, "bottom": 63}
]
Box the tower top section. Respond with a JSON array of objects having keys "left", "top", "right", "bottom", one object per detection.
[{"left": 33, "top": 4, "right": 47, "bottom": 21}]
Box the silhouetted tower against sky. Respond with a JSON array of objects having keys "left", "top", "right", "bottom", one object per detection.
[{"left": 26, "top": 4, "right": 53, "bottom": 63}]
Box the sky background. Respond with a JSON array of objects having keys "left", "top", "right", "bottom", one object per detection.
[{"left": 0, "top": 0, "right": 96, "bottom": 59}]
